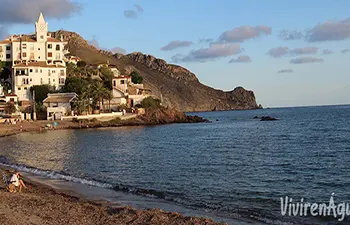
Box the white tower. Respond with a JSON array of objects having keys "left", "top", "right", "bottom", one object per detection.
[{"left": 35, "top": 13, "right": 48, "bottom": 43}]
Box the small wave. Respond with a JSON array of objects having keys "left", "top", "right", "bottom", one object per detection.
[
  {"left": 0, "top": 162, "right": 113, "bottom": 189},
  {"left": 113, "top": 184, "right": 183, "bottom": 200}
]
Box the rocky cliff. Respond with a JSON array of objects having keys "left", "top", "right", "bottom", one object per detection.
[{"left": 53, "top": 30, "right": 261, "bottom": 112}]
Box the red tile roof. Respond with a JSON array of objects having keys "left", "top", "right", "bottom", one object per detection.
[
  {"left": 47, "top": 37, "right": 63, "bottom": 43},
  {"left": 0, "top": 40, "right": 11, "bottom": 44},
  {"left": 12, "top": 36, "right": 36, "bottom": 42}
]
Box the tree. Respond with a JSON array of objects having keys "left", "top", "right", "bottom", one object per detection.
[
  {"left": 99, "top": 66, "right": 114, "bottom": 89},
  {"left": 81, "top": 83, "right": 95, "bottom": 113},
  {"left": 104, "top": 90, "right": 113, "bottom": 112},
  {"left": 76, "top": 61, "right": 87, "bottom": 68},
  {"left": 62, "top": 77, "right": 90, "bottom": 95},
  {"left": 4, "top": 102, "right": 17, "bottom": 114},
  {"left": 140, "top": 96, "right": 161, "bottom": 109},
  {"left": 30, "top": 85, "right": 56, "bottom": 103},
  {"left": 92, "top": 81, "right": 110, "bottom": 111},
  {"left": 131, "top": 71, "right": 143, "bottom": 84},
  {"left": 66, "top": 62, "right": 80, "bottom": 77},
  {"left": 0, "top": 61, "right": 11, "bottom": 81},
  {"left": 0, "top": 61, "right": 5, "bottom": 72},
  {"left": 72, "top": 96, "right": 89, "bottom": 115}
]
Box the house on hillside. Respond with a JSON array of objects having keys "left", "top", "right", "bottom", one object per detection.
[
  {"left": 110, "top": 75, "right": 151, "bottom": 109},
  {"left": 65, "top": 55, "right": 81, "bottom": 64},
  {"left": 43, "top": 92, "right": 77, "bottom": 120},
  {"left": 0, "top": 13, "right": 67, "bottom": 104},
  {"left": 108, "top": 65, "right": 121, "bottom": 77}
]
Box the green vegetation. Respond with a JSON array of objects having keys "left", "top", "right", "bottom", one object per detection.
[
  {"left": 4, "top": 102, "right": 16, "bottom": 114},
  {"left": 76, "top": 61, "right": 87, "bottom": 68},
  {"left": 0, "top": 61, "right": 5, "bottom": 72},
  {"left": 141, "top": 96, "right": 161, "bottom": 109},
  {"left": 131, "top": 71, "right": 143, "bottom": 84},
  {"left": 30, "top": 85, "right": 56, "bottom": 103},
  {"left": 62, "top": 77, "right": 90, "bottom": 95},
  {"left": 99, "top": 66, "right": 113, "bottom": 90},
  {"left": 64, "top": 78, "right": 111, "bottom": 113}
]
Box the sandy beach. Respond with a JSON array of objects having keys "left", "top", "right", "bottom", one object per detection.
[{"left": 0, "top": 168, "right": 224, "bottom": 225}]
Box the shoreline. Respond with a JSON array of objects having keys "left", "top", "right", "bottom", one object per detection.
[
  {"left": 0, "top": 108, "right": 209, "bottom": 138},
  {"left": 0, "top": 110, "right": 225, "bottom": 224},
  {"left": 0, "top": 166, "right": 225, "bottom": 225}
]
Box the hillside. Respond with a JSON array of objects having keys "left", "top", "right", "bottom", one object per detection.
[{"left": 53, "top": 30, "right": 261, "bottom": 112}]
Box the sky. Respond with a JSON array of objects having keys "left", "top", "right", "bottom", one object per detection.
[{"left": 0, "top": 0, "right": 350, "bottom": 107}]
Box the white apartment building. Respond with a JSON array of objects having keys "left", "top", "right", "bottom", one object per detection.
[{"left": 0, "top": 13, "right": 67, "bottom": 102}]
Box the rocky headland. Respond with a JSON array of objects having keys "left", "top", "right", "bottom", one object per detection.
[{"left": 52, "top": 30, "right": 262, "bottom": 112}]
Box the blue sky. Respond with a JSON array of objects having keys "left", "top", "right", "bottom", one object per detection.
[{"left": 1, "top": 0, "right": 350, "bottom": 107}]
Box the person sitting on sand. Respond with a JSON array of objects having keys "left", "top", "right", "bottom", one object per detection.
[{"left": 7, "top": 172, "right": 28, "bottom": 193}]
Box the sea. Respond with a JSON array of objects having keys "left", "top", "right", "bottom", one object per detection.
[{"left": 1, "top": 105, "right": 350, "bottom": 224}]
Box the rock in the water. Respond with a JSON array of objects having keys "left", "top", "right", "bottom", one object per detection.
[
  {"left": 261, "top": 116, "right": 278, "bottom": 121},
  {"left": 253, "top": 116, "right": 259, "bottom": 119}
]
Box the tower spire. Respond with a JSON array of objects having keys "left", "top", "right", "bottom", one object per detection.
[{"left": 38, "top": 12, "right": 45, "bottom": 23}]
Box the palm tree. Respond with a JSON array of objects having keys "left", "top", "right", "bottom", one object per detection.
[
  {"left": 104, "top": 90, "right": 113, "bottom": 112},
  {"left": 92, "top": 82, "right": 105, "bottom": 111},
  {"left": 81, "top": 83, "right": 95, "bottom": 114}
]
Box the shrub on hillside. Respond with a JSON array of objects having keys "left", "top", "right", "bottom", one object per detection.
[
  {"left": 140, "top": 96, "right": 161, "bottom": 109},
  {"left": 131, "top": 71, "right": 143, "bottom": 84}
]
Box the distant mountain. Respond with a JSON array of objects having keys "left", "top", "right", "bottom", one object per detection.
[{"left": 53, "top": 30, "right": 261, "bottom": 112}]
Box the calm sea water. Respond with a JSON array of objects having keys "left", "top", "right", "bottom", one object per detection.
[{"left": 1, "top": 105, "right": 350, "bottom": 224}]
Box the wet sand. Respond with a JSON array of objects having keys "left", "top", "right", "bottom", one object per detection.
[
  {"left": 0, "top": 120, "right": 79, "bottom": 137},
  {"left": 0, "top": 168, "right": 224, "bottom": 225}
]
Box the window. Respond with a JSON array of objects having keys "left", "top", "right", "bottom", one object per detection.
[
  {"left": 6, "top": 54, "right": 10, "bottom": 59},
  {"left": 24, "top": 87, "right": 27, "bottom": 90},
  {"left": 120, "top": 80, "right": 125, "bottom": 84},
  {"left": 113, "top": 80, "right": 116, "bottom": 87},
  {"left": 30, "top": 78, "right": 32, "bottom": 82},
  {"left": 22, "top": 44, "right": 27, "bottom": 50},
  {"left": 40, "top": 78, "right": 43, "bottom": 84},
  {"left": 48, "top": 44, "right": 52, "bottom": 49},
  {"left": 40, "top": 35, "right": 44, "bottom": 39},
  {"left": 60, "top": 70, "right": 65, "bottom": 76},
  {"left": 22, "top": 52, "right": 27, "bottom": 58},
  {"left": 38, "top": 56, "right": 41, "bottom": 59},
  {"left": 35, "top": 69, "right": 38, "bottom": 73},
  {"left": 53, "top": 79, "right": 55, "bottom": 82},
  {"left": 48, "top": 78, "right": 51, "bottom": 85},
  {"left": 0, "top": 46, "right": 2, "bottom": 52},
  {"left": 48, "top": 52, "right": 52, "bottom": 57},
  {"left": 10, "top": 98, "right": 14, "bottom": 102},
  {"left": 52, "top": 103, "right": 58, "bottom": 108},
  {"left": 6, "top": 46, "right": 10, "bottom": 51},
  {"left": 52, "top": 70, "right": 56, "bottom": 73},
  {"left": 38, "top": 48, "right": 40, "bottom": 51},
  {"left": 56, "top": 45, "right": 60, "bottom": 51},
  {"left": 18, "top": 88, "right": 21, "bottom": 91},
  {"left": 40, "top": 69, "right": 42, "bottom": 73},
  {"left": 29, "top": 69, "right": 33, "bottom": 73},
  {"left": 59, "top": 78, "right": 65, "bottom": 84}
]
